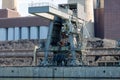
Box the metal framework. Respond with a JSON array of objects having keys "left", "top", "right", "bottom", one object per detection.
[{"left": 29, "top": 2, "right": 120, "bottom": 66}]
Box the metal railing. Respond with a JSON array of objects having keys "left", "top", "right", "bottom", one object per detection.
[
  {"left": 29, "top": 2, "right": 74, "bottom": 16},
  {"left": 29, "top": 2, "right": 58, "bottom": 9}
]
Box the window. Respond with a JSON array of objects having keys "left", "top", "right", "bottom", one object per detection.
[
  {"left": 40, "top": 26, "right": 48, "bottom": 39},
  {"left": 8, "top": 28, "right": 14, "bottom": 40},
  {"left": 30, "top": 26, "right": 38, "bottom": 39},
  {"left": 0, "top": 28, "right": 6, "bottom": 41},
  {"left": 21, "top": 27, "right": 29, "bottom": 39},
  {"left": 14, "top": 27, "right": 19, "bottom": 40}
]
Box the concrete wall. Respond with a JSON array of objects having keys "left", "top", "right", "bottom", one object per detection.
[
  {"left": 84, "top": 0, "right": 94, "bottom": 38},
  {"left": 0, "top": 67, "right": 120, "bottom": 78},
  {"left": 83, "top": 21, "right": 94, "bottom": 38},
  {"left": 68, "top": 0, "right": 85, "bottom": 6},
  {"left": 100, "top": 0, "right": 104, "bottom": 8},
  {"left": 77, "top": 3, "right": 85, "bottom": 20},
  {"left": 104, "top": 0, "right": 120, "bottom": 40},
  {"left": 93, "top": 0, "right": 104, "bottom": 9},
  {"left": 85, "top": 0, "right": 94, "bottom": 22},
  {"left": 0, "top": 9, "right": 20, "bottom": 18}
]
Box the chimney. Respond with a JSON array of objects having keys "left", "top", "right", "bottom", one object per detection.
[
  {"left": 2, "top": 0, "right": 17, "bottom": 11},
  {"left": 85, "top": 0, "right": 94, "bottom": 22}
]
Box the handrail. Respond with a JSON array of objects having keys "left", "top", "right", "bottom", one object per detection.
[
  {"left": 29, "top": 2, "right": 73, "bottom": 15},
  {"left": 29, "top": 2, "right": 58, "bottom": 9},
  {"left": 29, "top": 2, "right": 85, "bottom": 21}
]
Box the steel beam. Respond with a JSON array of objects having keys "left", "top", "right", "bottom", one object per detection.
[{"left": 29, "top": 6, "right": 77, "bottom": 22}]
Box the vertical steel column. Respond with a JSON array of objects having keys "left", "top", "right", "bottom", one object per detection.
[
  {"left": 19, "top": 27, "right": 22, "bottom": 40},
  {"left": 13, "top": 27, "right": 15, "bottom": 40},
  {"left": 68, "top": 18, "right": 77, "bottom": 65},
  {"left": 42, "top": 21, "right": 54, "bottom": 65},
  {"left": 6, "top": 28, "right": 8, "bottom": 41},
  {"left": 28, "top": 27, "right": 31, "bottom": 40},
  {"left": 37, "top": 26, "right": 40, "bottom": 39},
  {"left": 69, "top": 34, "right": 77, "bottom": 65}
]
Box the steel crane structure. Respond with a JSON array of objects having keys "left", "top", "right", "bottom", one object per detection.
[
  {"left": 29, "top": 2, "right": 86, "bottom": 66},
  {"left": 29, "top": 2, "right": 120, "bottom": 67}
]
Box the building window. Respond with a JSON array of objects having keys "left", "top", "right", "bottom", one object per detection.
[
  {"left": 30, "top": 26, "right": 38, "bottom": 39},
  {"left": 21, "top": 27, "right": 29, "bottom": 39},
  {"left": 15, "top": 27, "right": 19, "bottom": 40},
  {"left": 8, "top": 28, "right": 14, "bottom": 40},
  {"left": 40, "top": 26, "right": 48, "bottom": 39},
  {"left": 0, "top": 28, "right": 6, "bottom": 41}
]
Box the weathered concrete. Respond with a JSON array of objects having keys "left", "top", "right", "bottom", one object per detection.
[
  {"left": 0, "top": 67, "right": 120, "bottom": 78},
  {"left": 83, "top": 48, "right": 120, "bottom": 56},
  {"left": 29, "top": 5, "right": 79, "bottom": 22}
]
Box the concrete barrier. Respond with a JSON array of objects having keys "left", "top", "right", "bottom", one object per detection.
[{"left": 0, "top": 67, "right": 120, "bottom": 78}]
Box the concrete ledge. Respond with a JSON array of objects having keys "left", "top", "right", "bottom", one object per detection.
[
  {"left": 0, "top": 67, "right": 120, "bottom": 78},
  {"left": 29, "top": 6, "right": 77, "bottom": 21}
]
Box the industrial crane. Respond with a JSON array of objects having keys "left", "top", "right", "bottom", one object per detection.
[
  {"left": 29, "top": 2, "right": 120, "bottom": 66},
  {"left": 29, "top": 2, "right": 86, "bottom": 66}
]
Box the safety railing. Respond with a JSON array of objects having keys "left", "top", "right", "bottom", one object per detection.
[
  {"left": 29, "top": 2, "right": 74, "bottom": 16},
  {"left": 29, "top": 2, "right": 58, "bottom": 9}
]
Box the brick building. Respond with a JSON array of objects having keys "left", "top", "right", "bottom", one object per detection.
[
  {"left": 0, "top": 8, "right": 51, "bottom": 66},
  {"left": 95, "top": 0, "right": 120, "bottom": 40},
  {"left": 0, "top": 9, "right": 50, "bottom": 41}
]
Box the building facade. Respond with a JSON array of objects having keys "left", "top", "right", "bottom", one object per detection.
[
  {"left": 67, "top": 0, "right": 94, "bottom": 38},
  {"left": 95, "top": 0, "right": 120, "bottom": 40},
  {"left": 0, "top": 9, "right": 50, "bottom": 41},
  {"left": 0, "top": 7, "right": 51, "bottom": 66}
]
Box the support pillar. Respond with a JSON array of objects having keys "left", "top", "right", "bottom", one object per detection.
[
  {"left": 19, "top": 27, "right": 22, "bottom": 40},
  {"left": 41, "top": 21, "right": 54, "bottom": 66},
  {"left": 28, "top": 27, "right": 31, "bottom": 40}
]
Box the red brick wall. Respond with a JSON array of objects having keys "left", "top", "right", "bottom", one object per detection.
[
  {"left": 0, "top": 9, "right": 8, "bottom": 18},
  {"left": 95, "top": 0, "right": 120, "bottom": 40},
  {"left": 0, "top": 9, "right": 20, "bottom": 18},
  {"left": 0, "top": 9, "right": 50, "bottom": 28},
  {"left": 94, "top": 8, "right": 104, "bottom": 38},
  {"left": 0, "top": 16, "right": 50, "bottom": 28},
  {"left": 7, "top": 9, "right": 20, "bottom": 18},
  {"left": 104, "top": 0, "right": 120, "bottom": 40}
]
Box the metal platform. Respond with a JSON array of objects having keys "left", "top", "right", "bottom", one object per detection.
[{"left": 29, "top": 3, "right": 79, "bottom": 22}]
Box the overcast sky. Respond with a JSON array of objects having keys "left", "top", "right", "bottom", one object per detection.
[{"left": 0, "top": 0, "right": 68, "bottom": 16}]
